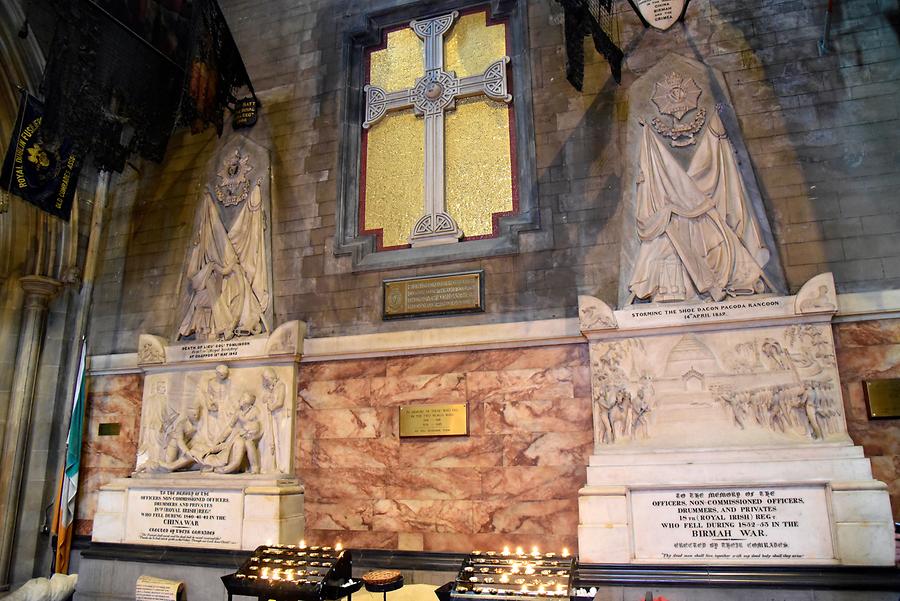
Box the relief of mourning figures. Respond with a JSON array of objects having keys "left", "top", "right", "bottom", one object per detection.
[
  {"left": 177, "top": 141, "right": 274, "bottom": 342},
  {"left": 589, "top": 324, "right": 848, "bottom": 450},
  {"left": 617, "top": 55, "right": 786, "bottom": 307},
  {"left": 590, "top": 340, "right": 656, "bottom": 448},
  {"left": 136, "top": 364, "right": 292, "bottom": 476}
]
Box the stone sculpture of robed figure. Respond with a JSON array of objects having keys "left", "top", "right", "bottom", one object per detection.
[
  {"left": 178, "top": 149, "right": 270, "bottom": 341},
  {"left": 628, "top": 82, "right": 772, "bottom": 303}
]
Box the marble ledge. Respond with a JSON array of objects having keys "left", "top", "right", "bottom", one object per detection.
[{"left": 87, "top": 288, "right": 900, "bottom": 375}]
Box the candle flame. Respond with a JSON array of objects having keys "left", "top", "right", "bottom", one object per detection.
[
  {"left": 299, "top": 539, "right": 307, "bottom": 548},
  {"left": 335, "top": 542, "right": 343, "bottom": 551},
  {"left": 502, "top": 545, "right": 510, "bottom": 556},
  {"left": 562, "top": 547, "right": 570, "bottom": 557},
  {"left": 515, "top": 546, "right": 524, "bottom": 555}
]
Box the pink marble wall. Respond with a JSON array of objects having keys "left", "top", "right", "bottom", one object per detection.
[
  {"left": 834, "top": 318, "right": 900, "bottom": 520},
  {"left": 74, "top": 321, "right": 900, "bottom": 547},
  {"left": 297, "top": 344, "right": 592, "bottom": 553},
  {"left": 74, "top": 374, "right": 143, "bottom": 535}
]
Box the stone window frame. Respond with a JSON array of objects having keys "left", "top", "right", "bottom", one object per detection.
[{"left": 335, "top": 0, "right": 539, "bottom": 271}]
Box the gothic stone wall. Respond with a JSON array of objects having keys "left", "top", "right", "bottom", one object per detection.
[
  {"left": 74, "top": 321, "right": 900, "bottom": 542},
  {"left": 85, "top": 0, "right": 900, "bottom": 353}
]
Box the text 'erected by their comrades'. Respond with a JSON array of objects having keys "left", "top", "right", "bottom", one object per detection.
[
  {"left": 631, "top": 486, "right": 834, "bottom": 561},
  {"left": 126, "top": 488, "right": 242, "bottom": 548}
]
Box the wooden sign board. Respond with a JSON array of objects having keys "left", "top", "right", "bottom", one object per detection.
[
  {"left": 864, "top": 379, "right": 900, "bottom": 419},
  {"left": 383, "top": 270, "right": 484, "bottom": 319},
  {"left": 399, "top": 403, "right": 468, "bottom": 437}
]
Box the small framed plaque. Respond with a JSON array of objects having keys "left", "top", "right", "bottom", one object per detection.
[
  {"left": 383, "top": 270, "right": 484, "bottom": 320},
  {"left": 98, "top": 422, "right": 121, "bottom": 436},
  {"left": 863, "top": 379, "right": 900, "bottom": 419},
  {"left": 399, "top": 403, "right": 469, "bottom": 438}
]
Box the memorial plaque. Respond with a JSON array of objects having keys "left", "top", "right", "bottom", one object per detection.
[
  {"left": 628, "top": 0, "right": 689, "bottom": 31},
  {"left": 383, "top": 271, "right": 484, "bottom": 319},
  {"left": 399, "top": 403, "right": 468, "bottom": 437},
  {"left": 631, "top": 485, "right": 834, "bottom": 562},
  {"left": 98, "top": 422, "right": 121, "bottom": 436},
  {"left": 864, "top": 379, "right": 900, "bottom": 419},
  {"left": 125, "top": 487, "right": 244, "bottom": 549}
]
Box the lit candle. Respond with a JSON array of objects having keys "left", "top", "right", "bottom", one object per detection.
[
  {"left": 515, "top": 546, "right": 524, "bottom": 556},
  {"left": 299, "top": 539, "right": 307, "bottom": 548},
  {"left": 562, "top": 547, "right": 570, "bottom": 558},
  {"left": 499, "top": 574, "right": 509, "bottom": 584},
  {"left": 335, "top": 542, "right": 343, "bottom": 551},
  {"left": 261, "top": 567, "right": 269, "bottom": 580},
  {"left": 531, "top": 545, "right": 539, "bottom": 556},
  {"left": 502, "top": 546, "right": 510, "bottom": 556}
]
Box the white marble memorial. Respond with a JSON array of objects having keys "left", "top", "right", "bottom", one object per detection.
[
  {"left": 576, "top": 274, "right": 895, "bottom": 565},
  {"left": 578, "top": 52, "right": 891, "bottom": 566},
  {"left": 92, "top": 321, "right": 307, "bottom": 550}
]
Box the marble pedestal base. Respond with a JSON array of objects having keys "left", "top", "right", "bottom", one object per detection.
[
  {"left": 92, "top": 476, "right": 304, "bottom": 550},
  {"left": 578, "top": 444, "right": 894, "bottom": 566}
]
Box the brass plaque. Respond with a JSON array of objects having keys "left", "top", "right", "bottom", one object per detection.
[
  {"left": 98, "top": 422, "right": 121, "bottom": 436},
  {"left": 399, "top": 403, "right": 468, "bottom": 438},
  {"left": 864, "top": 379, "right": 900, "bottom": 419},
  {"left": 383, "top": 271, "right": 484, "bottom": 319}
]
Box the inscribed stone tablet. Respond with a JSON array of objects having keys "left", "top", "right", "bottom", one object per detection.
[{"left": 631, "top": 485, "right": 834, "bottom": 562}]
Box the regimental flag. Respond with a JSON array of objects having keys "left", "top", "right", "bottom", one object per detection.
[
  {"left": 53, "top": 341, "right": 87, "bottom": 573},
  {"left": 0, "top": 92, "right": 81, "bottom": 221}
]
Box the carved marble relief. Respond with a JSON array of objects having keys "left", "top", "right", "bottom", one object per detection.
[
  {"left": 176, "top": 137, "right": 273, "bottom": 342},
  {"left": 135, "top": 363, "right": 294, "bottom": 476},
  {"left": 618, "top": 54, "right": 786, "bottom": 307},
  {"left": 588, "top": 322, "right": 849, "bottom": 451}
]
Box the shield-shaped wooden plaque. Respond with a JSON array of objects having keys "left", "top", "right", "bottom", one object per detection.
[{"left": 628, "top": 0, "right": 689, "bottom": 31}]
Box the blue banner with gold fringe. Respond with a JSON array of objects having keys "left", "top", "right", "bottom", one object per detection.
[{"left": 0, "top": 92, "right": 81, "bottom": 220}]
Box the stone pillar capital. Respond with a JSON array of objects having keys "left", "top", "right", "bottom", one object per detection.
[{"left": 19, "top": 275, "right": 61, "bottom": 306}]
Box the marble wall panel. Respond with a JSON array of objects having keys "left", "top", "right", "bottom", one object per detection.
[
  {"left": 76, "top": 327, "right": 898, "bottom": 552},
  {"left": 294, "top": 344, "right": 593, "bottom": 554},
  {"left": 306, "top": 501, "right": 374, "bottom": 531},
  {"left": 834, "top": 318, "right": 900, "bottom": 519},
  {"left": 299, "top": 407, "right": 382, "bottom": 439},
  {"left": 75, "top": 374, "right": 142, "bottom": 535},
  {"left": 370, "top": 373, "right": 467, "bottom": 405},
  {"left": 466, "top": 368, "right": 575, "bottom": 402}
]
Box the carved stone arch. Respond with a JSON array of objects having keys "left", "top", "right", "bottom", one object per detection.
[{"left": 616, "top": 53, "right": 787, "bottom": 307}]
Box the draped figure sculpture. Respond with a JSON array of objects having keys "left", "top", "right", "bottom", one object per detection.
[
  {"left": 628, "top": 110, "right": 772, "bottom": 303},
  {"left": 178, "top": 149, "right": 270, "bottom": 341}
]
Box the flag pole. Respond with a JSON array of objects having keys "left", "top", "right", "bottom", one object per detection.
[{"left": 49, "top": 168, "right": 110, "bottom": 573}]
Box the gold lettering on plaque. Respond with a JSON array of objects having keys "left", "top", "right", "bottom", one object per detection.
[
  {"left": 384, "top": 271, "right": 483, "bottom": 318},
  {"left": 864, "top": 379, "right": 900, "bottom": 419},
  {"left": 399, "top": 403, "right": 468, "bottom": 437}
]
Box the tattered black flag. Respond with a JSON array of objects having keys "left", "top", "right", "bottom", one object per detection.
[
  {"left": 0, "top": 92, "right": 81, "bottom": 220},
  {"left": 556, "top": 0, "right": 623, "bottom": 90}
]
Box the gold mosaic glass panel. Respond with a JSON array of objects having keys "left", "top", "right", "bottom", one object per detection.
[
  {"left": 363, "top": 109, "right": 425, "bottom": 248},
  {"left": 445, "top": 97, "right": 513, "bottom": 238},
  {"left": 445, "top": 12, "right": 508, "bottom": 78},
  {"left": 368, "top": 27, "right": 422, "bottom": 92},
  {"left": 362, "top": 10, "right": 514, "bottom": 249}
]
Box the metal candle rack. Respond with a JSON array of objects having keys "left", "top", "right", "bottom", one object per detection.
[{"left": 451, "top": 550, "right": 576, "bottom": 600}]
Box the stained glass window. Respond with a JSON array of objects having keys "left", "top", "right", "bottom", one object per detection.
[{"left": 359, "top": 9, "right": 517, "bottom": 250}]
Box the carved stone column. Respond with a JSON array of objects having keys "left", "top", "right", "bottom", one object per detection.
[{"left": 0, "top": 275, "right": 61, "bottom": 590}]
